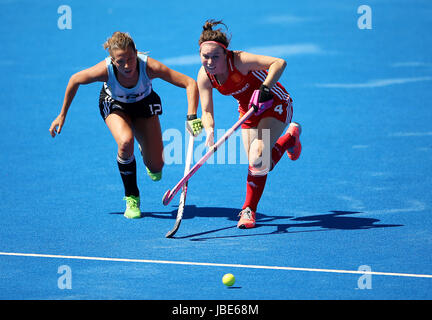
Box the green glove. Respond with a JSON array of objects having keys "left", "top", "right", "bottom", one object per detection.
[{"left": 186, "top": 114, "right": 203, "bottom": 136}]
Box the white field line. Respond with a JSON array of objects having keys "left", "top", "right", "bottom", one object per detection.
[{"left": 1, "top": 251, "right": 431, "bottom": 279}]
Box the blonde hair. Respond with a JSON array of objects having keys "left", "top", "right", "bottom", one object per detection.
[{"left": 103, "top": 31, "right": 137, "bottom": 56}]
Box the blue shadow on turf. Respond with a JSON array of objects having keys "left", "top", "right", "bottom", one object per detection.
[{"left": 120, "top": 206, "right": 403, "bottom": 240}]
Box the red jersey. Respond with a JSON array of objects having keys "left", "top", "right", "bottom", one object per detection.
[
  {"left": 205, "top": 51, "right": 293, "bottom": 128},
  {"left": 207, "top": 51, "right": 292, "bottom": 122}
]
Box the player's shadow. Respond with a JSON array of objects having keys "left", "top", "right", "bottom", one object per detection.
[
  {"left": 160, "top": 205, "right": 403, "bottom": 241},
  {"left": 108, "top": 205, "right": 240, "bottom": 219}
]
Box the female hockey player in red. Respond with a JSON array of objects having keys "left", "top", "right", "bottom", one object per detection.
[
  {"left": 197, "top": 20, "right": 302, "bottom": 229},
  {"left": 49, "top": 31, "right": 201, "bottom": 219}
]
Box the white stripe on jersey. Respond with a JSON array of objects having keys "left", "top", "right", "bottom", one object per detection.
[
  {"left": 285, "top": 99, "right": 293, "bottom": 123},
  {"left": 228, "top": 58, "right": 234, "bottom": 71},
  {"left": 251, "top": 71, "right": 288, "bottom": 101}
]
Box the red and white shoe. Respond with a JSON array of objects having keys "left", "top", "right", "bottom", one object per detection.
[
  {"left": 237, "top": 207, "right": 256, "bottom": 229},
  {"left": 286, "top": 122, "right": 302, "bottom": 161}
]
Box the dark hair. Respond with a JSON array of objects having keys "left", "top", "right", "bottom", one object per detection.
[{"left": 198, "top": 19, "right": 231, "bottom": 49}]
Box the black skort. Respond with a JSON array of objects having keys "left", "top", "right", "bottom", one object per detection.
[{"left": 98, "top": 86, "right": 163, "bottom": 120}]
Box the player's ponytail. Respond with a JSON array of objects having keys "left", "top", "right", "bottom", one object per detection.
[{"left": 199, "top": 19, "right": 231, "bottom": 49}]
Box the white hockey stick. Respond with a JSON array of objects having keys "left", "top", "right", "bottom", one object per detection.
[{"left": 165, "top": 133, "right": 195, "bottom": 238}]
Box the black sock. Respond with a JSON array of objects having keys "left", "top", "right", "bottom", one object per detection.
[{"left": 117, "top": 155, "right": 139, "bottom": 197}]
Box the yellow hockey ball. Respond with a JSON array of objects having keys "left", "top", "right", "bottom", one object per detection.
[{"left": 222, "top": 273, "right": 235, "bottom": 287}]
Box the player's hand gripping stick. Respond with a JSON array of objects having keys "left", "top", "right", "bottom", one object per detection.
[{"left": 248, "top": 84, "right": 274, "bottom": 116}]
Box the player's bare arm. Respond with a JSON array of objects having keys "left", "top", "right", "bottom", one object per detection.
[
  {"left": 49, "top": 61, "right": 108, "bottom": 137},
  {"left": 197, "top": 66, "right": 215, "bottom": 146},
  {"left": 235, "top": 51, "right": 286, "bottom": 89},
  {"left": 146, "top": 57, "right": 199, "bottom": 116}
]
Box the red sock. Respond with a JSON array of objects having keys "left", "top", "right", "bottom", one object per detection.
[
  {"left": 242, "top": 167, "right": 268, "bottom": 212},
  {"left": 270, "top": 133, "right": 296, "bottom": 171}
]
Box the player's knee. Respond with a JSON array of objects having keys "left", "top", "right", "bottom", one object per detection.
[
  {"left": 117, "top": 137, "right": 134, "bottom": 158},
  {"left": 248, "top": 142, "right": 271, "bottom": 170},
  {"left": 249, "top": 141, "right": 263, "bottom": 164}
]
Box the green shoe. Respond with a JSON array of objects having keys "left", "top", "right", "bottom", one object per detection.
[
  {"left": 146, "top": 167, "right": 162, "bottom": 181},
  {"left": 123, "top": 195, "right": 141, "bottom": 219}
]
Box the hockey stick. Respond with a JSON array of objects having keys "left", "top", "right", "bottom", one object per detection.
[
  {"left": 165, "top": 133, "right": 195, "bottom": 238},
  {"left": 162, "top": 106, "right": 256, "bottom": 206}
]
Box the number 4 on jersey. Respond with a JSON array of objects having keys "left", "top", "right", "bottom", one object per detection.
[{"left": 274, "top": 104, "right": 283, "bottom": 115}]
